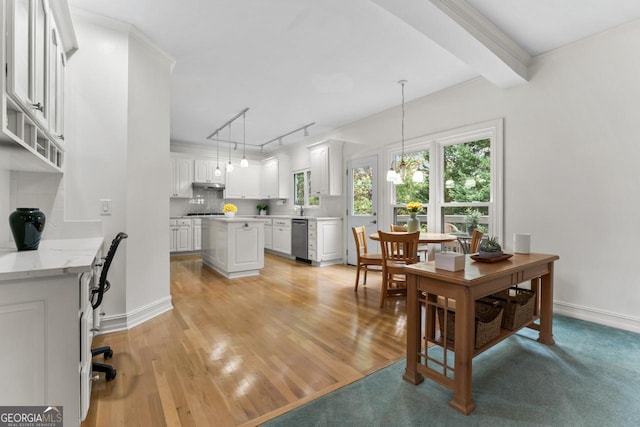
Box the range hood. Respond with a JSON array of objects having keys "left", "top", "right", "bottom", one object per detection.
[{"left": 192, "top": 182, "right": 225, "bottom": 190}]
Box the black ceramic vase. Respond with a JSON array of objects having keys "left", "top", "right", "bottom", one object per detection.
[{"left": 9, "top": 208, "right": 46, "bottom": 251}]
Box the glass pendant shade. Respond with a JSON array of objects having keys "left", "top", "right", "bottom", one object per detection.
[
  {"left": 412, "top": 170, "right": 424, "bottom": 183},
  {"left": 386, "top": 168, "right": 397, "bottom": 182},
  {"left": 240, "top": 157, "right": 248, "bottom": 168},
  {"left": 214, "top": 166, "right": 222, "bottom": 177},
  {"left": 226, "top": 161, "right": 234, "bottom": 172}
]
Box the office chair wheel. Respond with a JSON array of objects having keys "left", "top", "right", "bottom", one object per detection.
[
  {"left": 105, "top": 367, "right": 117, "bottom": 381},
  {"left": 104, "top": 348, "right": 113, "bottom": 359}
]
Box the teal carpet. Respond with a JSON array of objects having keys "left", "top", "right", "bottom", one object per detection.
[{"left": 263, "top": 316, "right": 640, "bottom": 426}]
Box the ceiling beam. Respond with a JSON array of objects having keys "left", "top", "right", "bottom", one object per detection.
[{"left": 371, "top": 0, "right": 531, "bottom": 88}]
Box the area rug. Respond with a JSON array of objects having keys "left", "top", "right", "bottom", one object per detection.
[{"left": 263, "top": 316, "right": 640, "bottom": 426}]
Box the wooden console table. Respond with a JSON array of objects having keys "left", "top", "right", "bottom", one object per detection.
[{"left": 403, "top": 253, "right": 559, "bottom": 415}]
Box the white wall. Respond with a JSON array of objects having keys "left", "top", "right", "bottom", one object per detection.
[
  {"left": 325, "top": 20, "right": 640, "bottom": 331},
  {"left": 125, "top": 30, "right": 172, "bottom": 316},
  {"left": 66, "top": 10, "right": 173, "bottom": 329}
]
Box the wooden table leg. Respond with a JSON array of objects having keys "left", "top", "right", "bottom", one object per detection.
[
  {"left": 537, "top": 262, "right": 555, "bottom": 345},
  {"left": 403, "top": 274, "right": 424, "bottom": 384},
  {"left": 449, "top": 288, "right": 476, "bottom": 415}
]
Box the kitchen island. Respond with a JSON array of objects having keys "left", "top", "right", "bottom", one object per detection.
[{"left": 201, "top": 217, "right": 265, "bottom": 278}]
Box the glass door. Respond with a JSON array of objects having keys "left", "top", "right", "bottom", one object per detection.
[{"left": 346, "top": 155, "right": 378, "bottom": 265}]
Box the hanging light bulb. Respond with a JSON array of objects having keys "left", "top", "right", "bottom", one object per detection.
[
  {"left": 214, "top": 134, "right": 222, "bottom": 177},
  {"left": 412, "top": 170, "right": 424, "bottom": 183},
  {"left": 226, "top": 124, "right": 234, "bottom": 172},
  {"left": 240, "top": 112, "right": 248, "bottom": 168}
]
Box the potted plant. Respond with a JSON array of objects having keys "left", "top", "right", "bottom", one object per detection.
[
  {"left": 478, "top": 236, "right": 503, "bottom": 258},
  {"left": 257, "top": 203, "right": 268, "bottom": 215},
  {"left": 464, "top": 209, "right": 481, "bottom": 235},
  {"left": 223, "top": 203, "right": 237, "bottom": 218}
]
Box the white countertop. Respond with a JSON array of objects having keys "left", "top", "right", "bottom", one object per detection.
[
  {"left": 0, "top": 238, "right": 104, "bottom": 281},
  {"left": 199, "top": 216, "right": 265, "bottom": 222},
  {"left": 172, "top": 215, "right": 342, "bottom": 220}
]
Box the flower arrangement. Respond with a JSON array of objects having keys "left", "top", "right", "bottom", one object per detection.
[
  {"left": 223, "top": 203, "right": 238, "bottom": 213},
  {"left": 257, "top": 203, "right": 268, "bottom": 212},
  {"left": 406, "top": 202, "right": 423, "bottom": 213}
]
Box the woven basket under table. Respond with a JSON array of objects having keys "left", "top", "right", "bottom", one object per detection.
[
  {"left": 437, "top": 300, "right": 503, "bottom": 349},
  {"left": 489, "top": 287, "right": 536, "bottom": 330}
]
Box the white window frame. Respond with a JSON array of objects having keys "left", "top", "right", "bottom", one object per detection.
[
  {"left": 293, "top": 168, "right": 320, "bottom": 208},
  {"left": 386, "top": 118, "right": 504, "bottom": 244}
]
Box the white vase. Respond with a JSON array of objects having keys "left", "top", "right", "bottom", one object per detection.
[{"left": 224, "top": 212, "right": 236, "bottom": 218}]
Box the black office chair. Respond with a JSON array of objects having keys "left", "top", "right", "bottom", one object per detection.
[{"left": 90, "top": 232, "right": 128, "bottom": 381}]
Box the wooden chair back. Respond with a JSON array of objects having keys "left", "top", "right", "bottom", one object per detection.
[
  {"left": 469, "top": 229, "right": 484, "bottom": 253},
  {"left": 378, "top": 230, "right": 420, "bottom": 264},
  {"left": 390, "top": 224, "right": 408, "bottom": 232},
  {"left": 352, "top": 226, "right": 369, "bottom": 255}
]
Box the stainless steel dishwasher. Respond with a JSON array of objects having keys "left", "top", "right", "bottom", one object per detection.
[{"left": 291, "top": 218, "right": 309, "bottom": 260}]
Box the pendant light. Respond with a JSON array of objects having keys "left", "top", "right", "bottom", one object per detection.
[
  {"left": 226, "top": 125, "right": 234, "bottom": 172},
  {"left": 396, "top": 79, "right": 408, "bottom": 181},
  {"left": 214, "top": 134, "right": 222, "bottom": 176},
  {"left": 240, "top": 112, "right": 248, "bottom": 168}
]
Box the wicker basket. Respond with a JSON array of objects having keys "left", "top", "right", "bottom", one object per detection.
[
  {"left": 437, "top": 300, "right": 503, "bottom": 349},
  {"left": 490, "top": 287, "right": 536, "bottom": 330}
]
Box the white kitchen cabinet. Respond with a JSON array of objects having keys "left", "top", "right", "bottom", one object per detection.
[
  {"left": 260, "top": 156, "right": 290, "bottom": 199},
  {"left": 48, "top": 18, "right": 65, "bottom": 141},
  {"left": 256, "top": 217, "right": 273, "bottom": 250},
  {"left": 271, "top": 218, "right": 292, "bottom": 255},
  {"left": 169, "top": 219, "right": 177, "bottom": 252},
  {"left": 170, "top": 156, "right": 193, "bottom": 198},
  {"left": 201, "top": 218, "right": 265, "bottom": 278},
  {"left": 192, "top": 218, "right": 202, "bottom": 251},
  {"left": 2, "top": 0, "right": 74, "bottom": 172},
  {"left": 225, "top": 160, "right": 260, "bottom": 199},
  {"left": 308, "top": 218, "right": 343, "bottom": 265},
  {"left": 194, "top": 158, "right": 225, "bottom": 185},
  {"left": 309, "top": 140, "right": 343, "bottom": 196},
  {"left": 0, "top": 238, "right": 102, "bottom": 427},
  {"left": 170, "top": 218, "right": 193, "bottom": 252}
]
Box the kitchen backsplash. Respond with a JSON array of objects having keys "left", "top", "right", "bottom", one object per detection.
[{"left": 9, "top": 171, "right": 65, "bottom": 241}]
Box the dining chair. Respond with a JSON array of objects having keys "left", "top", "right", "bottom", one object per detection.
[
  {"left": 469, "top": 229, "right": 484, "bottom": 253},
  {"left": 377, "top": 230, "right": 420, "bottom": 307},
  {"left": 352, "top": 226, "right": 383, "bottom": 292},
  {"left": 390, "top": 224, "right": 429, "bottom": 261}
]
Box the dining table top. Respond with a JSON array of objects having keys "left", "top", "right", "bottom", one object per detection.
[{"left": 369, "top": 231, "right": 457, "bottom": 244}]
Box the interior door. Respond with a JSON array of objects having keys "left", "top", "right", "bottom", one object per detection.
[{"left": 346, "top": 155, "right": 378, "bottom": 265}]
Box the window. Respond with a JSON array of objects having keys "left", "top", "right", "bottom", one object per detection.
[
  {"left": 392, "top": 150, "right": 429, "bottom": 230},
  {"left": 389, "top": 119, "right": 503, "bottom": 242},
  {"left": 293, "top": 169, "right": 319, "bottom": 207}
]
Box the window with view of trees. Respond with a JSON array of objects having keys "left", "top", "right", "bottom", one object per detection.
[
  {"left": 352, "top": 165, "right": 373, "bottom": 215},
  {"left": 294, "top": 169, "right": 319, "bottom": 207},
  {"left": 389, "top": 120, "right": 503, "bottom": 241}
]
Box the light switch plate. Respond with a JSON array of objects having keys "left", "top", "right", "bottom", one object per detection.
[{"left": 99, "top": 199, "right": 112, "bottom": 215}]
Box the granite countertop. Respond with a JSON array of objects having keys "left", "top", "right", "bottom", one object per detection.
[{"left": 0, "top": 238, "right": 104, "bottom": 281}]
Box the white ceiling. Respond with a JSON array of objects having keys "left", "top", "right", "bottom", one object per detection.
[{"left": 69, "top": 0, "right": 640, "bottom": 152}]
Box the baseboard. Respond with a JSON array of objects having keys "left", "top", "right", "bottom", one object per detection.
[
  {"left": 96, "top": 296, "right": 173, "bottom": 334},
  {"left": 554, "top": 300, "right": 640, "bottom": 333}
]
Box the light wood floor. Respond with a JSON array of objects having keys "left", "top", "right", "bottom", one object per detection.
[{"left": 82, "top": 253, "right": 407, "bottom": 427}]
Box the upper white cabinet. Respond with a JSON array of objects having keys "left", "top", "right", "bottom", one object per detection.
[
  {"left": 2, "top": 0, "right": 76, "bottom": 172},
  {"left": 170, "top": 156, "right": 193, "bottom": 198},
  {"left": 260, "top": 155, "right": 290, "bottom": 199},
  {"left": 309, "top": 140, "right": 343, "bottom": 196},
  {"left": 194, "top": 158, "right": 225, "bottom": 185},
  {"left": 225, "top": 160, "right": 260, "bottom": 199}
]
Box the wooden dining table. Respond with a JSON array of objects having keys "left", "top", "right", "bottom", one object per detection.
[
  {"left": 370, "top": 232, "right": 457, "bottom": 261},
  {"left": 369, "top": 231, "right": 457, "bottom": 244}
]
